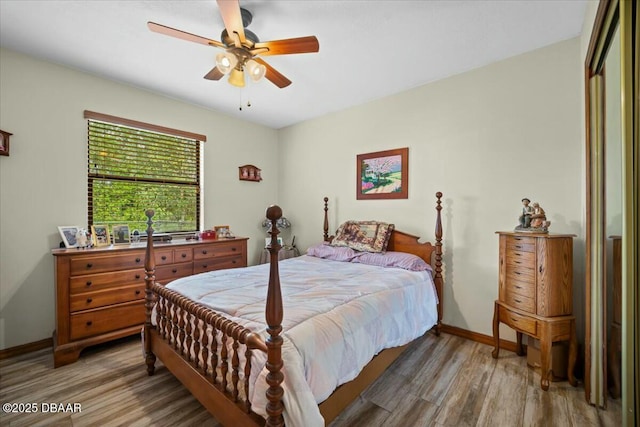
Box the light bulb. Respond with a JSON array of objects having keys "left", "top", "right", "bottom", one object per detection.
[
  {"left": 245, "top": 59, "right": 266, "bottom": 82},
  {"left": 215, "top": 52, "right": 238, "bottom": 74}
]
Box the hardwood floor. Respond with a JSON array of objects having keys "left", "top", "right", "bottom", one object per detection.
[{"left": 0, "top": 333, "right": 621, "bottom": 426}]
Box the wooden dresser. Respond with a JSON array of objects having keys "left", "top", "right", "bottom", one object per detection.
[
  {"left": 52, "top": 238, "right": 247, "bottom": 367},
  {"left": 491, "top": 231, "right": 577, "bottom": 390}
]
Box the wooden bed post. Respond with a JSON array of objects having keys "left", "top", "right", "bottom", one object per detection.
[
  {"left": 265, "top": 205, "right": 284, "bottom": 427},
  {"left": 144, "top": 209, "right": 157, "bottom": 375},
  {"left": 323, "top": 197, "right": 330, "bottom": 242},
  {"left": 434, "top": 192, "right": 443, "bottom": 335}
]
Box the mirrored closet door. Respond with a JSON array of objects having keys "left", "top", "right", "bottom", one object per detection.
[{"left": 584, "top": 0, "right": 638, "bottom": 425}]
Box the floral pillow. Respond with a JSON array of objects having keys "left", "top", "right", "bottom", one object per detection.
[
  {"left": 330, "top": 220, "right": 395, "bottom": 253},
  {"left": 352, "top": 251, "right": 431, "bottom": 272},
  {"left": 306, "top": 242, "right": 360, "bottom": 262}
]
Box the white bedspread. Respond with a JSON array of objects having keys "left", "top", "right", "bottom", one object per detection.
[{"left": 163, "top": 254, "right": 438, "bottom": 427}]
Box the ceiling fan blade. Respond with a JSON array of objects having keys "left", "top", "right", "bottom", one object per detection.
[
  {"left": 148, "top": 22, "right": 225, "bottom": 49},
  {"left": 254, "top": 36, "right": 320, "bottom": 56},
  {"left": 203, "top": 66, "right": 224, "bottom": 80},
  {"left": 253, "top": 57, "right": 291, "bottom": 88},
  {"left": 216, "top": 0, "right": 246, "bottom": 47}
]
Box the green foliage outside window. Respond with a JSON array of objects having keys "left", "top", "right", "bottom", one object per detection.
[{"left": 88, "top": 120, "right": 200, "bottom": 234}]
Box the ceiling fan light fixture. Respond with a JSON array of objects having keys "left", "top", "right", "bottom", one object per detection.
[
  {"left": 228, "top": 68, "right": 245, "bottom": 87},
  {"left": 216, "top": 52, "right": 238, "bottom": 74},
  {"left": 246, "top": 59, "right": 266, "bottom": 82}
]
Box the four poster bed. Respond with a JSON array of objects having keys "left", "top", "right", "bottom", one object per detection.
[{"left": 143, "top": 192, "right": 444, "bottom": 426}]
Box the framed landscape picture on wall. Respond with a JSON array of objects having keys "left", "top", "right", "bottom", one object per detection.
[{"left": 357, "top": 147, "right": 408, "bottom": 200}]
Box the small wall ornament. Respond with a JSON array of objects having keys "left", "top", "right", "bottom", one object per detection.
[
  {"left": 515, "top": 198, "right": 550, "bottom": 233},
  {"left": 0, "top": 129, "right": 12, "bottom": 156},
  {"left": 239, "top": 164, "right": 262, "bottom": 182}
]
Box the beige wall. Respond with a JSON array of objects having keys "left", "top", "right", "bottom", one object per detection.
[
  {"left": 0, "top": 36, "right": 585, "bottom": 350},
  {"left": 278, "top": 38, "right": 584, "bottom": 340},
  {"left": 0, "top": 48, "right": 279, "bottom": 349}
]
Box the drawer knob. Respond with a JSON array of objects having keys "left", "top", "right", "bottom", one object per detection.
[
  {"left": 161, "top": 255, "right": 167, "bottom": 261},
  {"left": 86, "top": 321, "right": 93, "bottom": 326},
  {"left": 86, "top": 281, "right": 92, "bottom": 287},
  {"left": 232, "top": 248, "right": 236, "bottom": 251},
  {"left": 135, "top": 258, "right": 141, "bottom": 263},
  {"left": 135, "top": 290, "right": 141, "bottom": 295},
  {"left": 515, "top": 285, "right": 522, "bottom": 289},
  {"left": 539, "top": 265, "right": 543, "bottom": 273},
  {"left": 135, "top": 274, "right": 141, "bottom": 279},
  {"left": 172, "top": 268, "right": 177, "bottom": 273},
  {"left": 515, "top": 245, "right": 522, "bottom": 249},
  {"left": 86, "top": 298, "right": 93, "bottom": 303},
  {"left": 202, "top": 250, "right": 208, "bottom": 254},
  {"left": 515, "top": 299, "right": 522, "bottom": 303},
  {"left": 232, "top": 260, "right": 236, "bottom": 264},
  {"left": 86, "top": 263, "right": 93, "bottom": 268},
  {"left": 511, "top": 317, "right": 518, "bottom": 322},
  {"left": 203, "top": 264, "right": 207, "bottom": 268},
  {"left": 515, "top": 272, "right": 521, "bottom": 275},
  {"left": 181, "top": 253, "right": 187, "bottom": 258}
]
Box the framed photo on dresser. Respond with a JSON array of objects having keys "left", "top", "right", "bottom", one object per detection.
[
  {"left": 111, "top": 225, "right": 130, "bottom": 245},
  {"left": 91, "top": 225, "right": 110, "bottom": 247},
  {"left": 58, "top": 226, "right": 81, "bottom": 249}
]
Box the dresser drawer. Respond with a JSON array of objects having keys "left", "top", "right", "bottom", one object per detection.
[
  {"left": 506, "top": 236, "right": 535, "bottom": 253},
  {"left": 70, "top": 284, "right": 145, "bottom": 312},
  {"left": 70, "top": 301, "right": 145, "bottom": 340},
  {"left": 194, "top": 241, "right": 244, "bottom": 260},
  {"left": 506, "top": 265, "right": 535, "bottom": 283},
  {"left": 499, "top": 304, "right": 537, "bottom": 336},
  {"left": 70, "top": 269, "right": 145, "bottom": 294},
  {"left": 504, "top": 290, "right": 535, "bottom": 313},
  {"left": 154, "top": 247, "right": 194, "bottom": 266},
  {"left": 155, "top": 262, "right": 193, "bottom": 283},
  {"left": 70, "top": 252, "right": 145, "bottom": 275},
  {"left": 193, "top": 255, "right": 245, "bottom": 274},
  {"left": 506, "top": 277, "right": 536, "bottom": 299}
]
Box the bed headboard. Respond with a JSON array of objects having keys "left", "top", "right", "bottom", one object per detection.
[{"left": 322, "top": 192, "right": 444, "bottom": 333}]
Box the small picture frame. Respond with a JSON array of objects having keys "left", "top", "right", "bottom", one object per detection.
[
  {"left": 91, "top": 224, "right": 111, "bottom": 247},
  {"left": 58, "top": 226, "right": 81, "bottom": 249},
  {"left": 265, "top": 237, "right": 284, "bottom": 248},
  {"left": 214, "top": 225, "right": 231, "bottom": 238},
  {"left": 111, "top": 224, "right": 131, "bottom": 245}
]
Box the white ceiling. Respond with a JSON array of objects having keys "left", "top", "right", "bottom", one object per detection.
[{"left": 0, "top": 1, "right": 589, "bottom": 129}]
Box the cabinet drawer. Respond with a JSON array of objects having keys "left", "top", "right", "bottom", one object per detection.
[
  {"left": 499, "top": 305, "right": 537, "bottom": 336},
  {"left": 155, "top": 262, "right": 193, "bottom": 283},
  {"left": 506, "top": 265, "right": 535, "bottom": 283},
  {"left": 506, "top": 278, "right": 536, "bottom": 299},
  {"left": 504, "top": 290, "right": 535, "bottom": 313},
  {"left": 70, "top": 252, "right": 145, "bottom": 275},
  {"left": 193, "top": 255, "right": 245, "bottom": 274},
  {"left": 70, "top": 269, "right": 145, "bottom": 294},
  {"left": 154, "top": 249, "right": 175, "bottom": 266},
  {"left": 70, "top": 301, "right": 145, "bottom": 340},
  {"left": 506, "top": 251, "right": 535, "bottom": 268},
  {"left": 154, "top": 247, "right": 193, "bottom": 266},
  {"left": 194, "top": 242, "right": 244, "bottom": 260},
  {"left": 506, "top": 236, "right": 535, "bottom": 253},
  {"left": 70, "top": 284, "right": 145, "bottom": 312}
]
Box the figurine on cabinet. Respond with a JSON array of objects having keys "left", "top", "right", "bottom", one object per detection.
[{"left": 515, "top": 198, "right": 550, "bottom": 232}]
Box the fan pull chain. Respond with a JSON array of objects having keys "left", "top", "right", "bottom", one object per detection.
[{"left": 239, "top": 88, "right": 252, "bottom": 111}]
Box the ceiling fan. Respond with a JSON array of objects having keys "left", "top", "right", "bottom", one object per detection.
[{"left": 148, "top": 0, "right": 319, "bottom": 88}]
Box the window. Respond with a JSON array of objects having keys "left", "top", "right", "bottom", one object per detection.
[{"left": 85, "top": 111, "right": 205, "bottom": 234}]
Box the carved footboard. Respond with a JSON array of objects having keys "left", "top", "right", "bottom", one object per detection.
[{"left": 144, "top": 207, "right": 286, "bottom": 427}]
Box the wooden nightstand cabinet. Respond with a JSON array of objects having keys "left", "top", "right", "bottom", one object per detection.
[
  {"left": 492, "top": 232, "right": 578, "bottom": 390},
  {"left": 52, "top": 238, "right": 248, "bottom": 367}
]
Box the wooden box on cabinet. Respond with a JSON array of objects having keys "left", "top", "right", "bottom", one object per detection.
[
  {"left": 492, "top": 232, "right": 577, "bottom": 390},
  {"left": 52, "top": 238, "right": 248, "bottom": 367}
]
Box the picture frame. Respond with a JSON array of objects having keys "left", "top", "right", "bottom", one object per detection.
[
  {"left": 91, "top": 224, "right": 111, "bottom": 247},
  {"left": 111, "top": 224, "right": 131, "bottom": 245},
  {"left": 265, "top": 237, "right": 284, "bottom": 248},
  {"left": 214, "top": 225, "right": 231, "bottom": 238},
  {"left": 58, "top": 226, "right": 81, "bottom": 249},
  {"left": 357, "top": 147, "right": 409, "bottom": 200}
]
